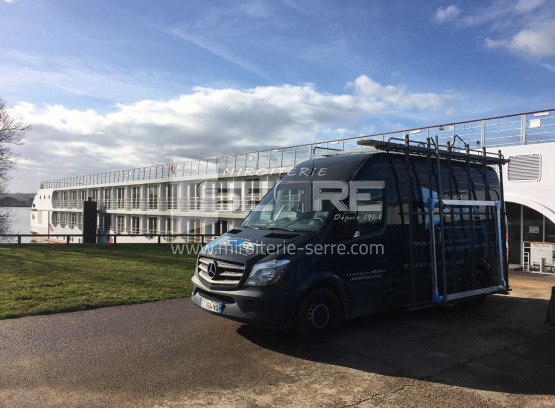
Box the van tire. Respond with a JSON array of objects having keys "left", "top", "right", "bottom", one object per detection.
[{"left": 293, "top": 288, "right": 340, "bottom": 343}]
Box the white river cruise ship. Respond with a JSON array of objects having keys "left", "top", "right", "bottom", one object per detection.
[{"left": 30, "top": 109, "right": 555, "bottom": 269}]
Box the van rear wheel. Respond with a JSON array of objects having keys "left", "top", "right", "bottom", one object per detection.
[
  {"left": 465, "top": 273, "right": 488, "bottom": 310},
  {"left": 293, "top": 288, "right": 340, "bottom": 343}
]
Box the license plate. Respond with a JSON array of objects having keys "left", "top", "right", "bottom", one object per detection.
[{"left": 200, "top": 297, "right": 222, "bottom": 313}]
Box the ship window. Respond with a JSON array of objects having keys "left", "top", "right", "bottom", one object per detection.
[
  {"left": 168, "top": 217, "right": 179, "bottom": 234},
  {"left": 104, "top": 189, "right": 112, "bottom": 210},
  {"left": 188, "top": 183, "right": 199, "bottom": 211},
  {"left": 189, "top": 219, "right": 202, "bottom": 242},
  {"left": 148, "top": 185, "right": 158, "bottom": 209},
  {"left": 131, "top": 217, "right": 140, "bottom": 234},
  {"left": 117, "top": 216, "right": 125, "bottom": 234},
  {"left": 148, "top": 216, "right": 158, "bottom": 234},
  {"left": 69, "top": 213, "right": 77, "bottom": 229},
  {"left": 168, "top": 184, "right": 177, "bottom": 210},
  {"left": 131, "top": 187, "right": 140, "bottom": 209},
  {"left": 117, "top": 187, "right": 125, "bottom": 209},
  {"left": 245, "top": 178, "right": 261, "bottom": 210},
  {"left": 214, "top": 220, "right": 228, "bottom": 235}
]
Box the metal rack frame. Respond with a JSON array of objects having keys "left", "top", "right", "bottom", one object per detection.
[{"left": 359, "top": 135, "right": 508, "bottom": 306}]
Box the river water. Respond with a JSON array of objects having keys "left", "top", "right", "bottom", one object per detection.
[{"left": 1, "top": 207, "right": 32, "bottom": 243}]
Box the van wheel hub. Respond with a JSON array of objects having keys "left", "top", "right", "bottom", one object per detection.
[{"left": 307, "top": 302, "right": 330, "bottom": 329}]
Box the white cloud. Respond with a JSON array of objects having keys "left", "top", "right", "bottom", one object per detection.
[
  {"left": 514, "top": 0, "right": 547, "bottom": 13},
  {"left": 9, "top": 76, "right": 452, "bottom": 192},
  {"left": 434, "top": 0, "right": 555, "bottom": 62},
  {"left": 459, "top": 5, "right": 507, "bottom": 28},
  {"left": 486, "top": 25, "right": 555, "bottom": 57},
  {"left": 350, "top": 76, "right": 446, "bottom": 111},
  {"left": 433, "top": 5, "right": 461, "bottom": 24}
]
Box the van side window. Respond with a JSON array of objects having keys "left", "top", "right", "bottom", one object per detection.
[{"left": 356, "top": 186, "right": 385, "bottom": 234}]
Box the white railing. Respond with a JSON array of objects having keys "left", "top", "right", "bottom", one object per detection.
[
  {"left": 52, "top": 197, "right": 262, "bottom": 213},
  {"left": 49, "top": 220, "right": 208, "bottom": 242},
  {"left": 40, "top": 108, "right": 555, "bottom": 189},
  {"left": 52, "top": 200, "right": 85, "bottom": 209},
  {"left": 51, "top": 221, "right": 83, "bottom": 229}
]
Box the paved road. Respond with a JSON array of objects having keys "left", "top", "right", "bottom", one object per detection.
[{"left": 1, "top": 272, "right": 555, "bottom": 407}]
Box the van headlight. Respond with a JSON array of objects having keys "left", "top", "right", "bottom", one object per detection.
[{"left": 245, "top": 259, "right": 290, "bottom": 286}]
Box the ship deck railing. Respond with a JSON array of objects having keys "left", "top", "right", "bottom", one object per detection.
[
  {"left": 0, "top": 233, "right": 220, "bottom": 245},
  {"left": 50, "top": 196, "right": 263, "bottom": 213},
  {"left": 39, "top": 109, "right": 555, "bottom": 190}
]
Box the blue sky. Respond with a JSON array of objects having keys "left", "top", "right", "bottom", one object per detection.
[{"left": 1, "top": 0, "right": 554, "bottom": 192}]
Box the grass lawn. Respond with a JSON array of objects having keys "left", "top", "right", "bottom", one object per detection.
[{"left": 0, "top": 244, "right": 199, "bottom": 319}]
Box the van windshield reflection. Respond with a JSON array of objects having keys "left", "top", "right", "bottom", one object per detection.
[{"left": 241, "top": 182, "right": 332, "bottom": 232}]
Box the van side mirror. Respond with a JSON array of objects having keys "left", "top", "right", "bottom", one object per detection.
[{"left": 335, "top": 212, "right": 358, "bottom": 241}]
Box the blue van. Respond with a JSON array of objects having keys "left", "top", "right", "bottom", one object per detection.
[{"left": 192, "top": 138, "right": 508, "bottom": 342}]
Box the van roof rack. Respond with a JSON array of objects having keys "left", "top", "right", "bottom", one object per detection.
[{"left": 357, "top": 136, "right": 507, "bottom": 165}]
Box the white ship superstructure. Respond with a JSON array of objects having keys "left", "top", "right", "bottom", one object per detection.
[{"left": 30, "top": 109, "right": 555, "bottom": 268}]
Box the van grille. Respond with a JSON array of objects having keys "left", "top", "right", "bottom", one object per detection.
[{"left": 198, "top": 257, "right": 245, "bottom": 285}]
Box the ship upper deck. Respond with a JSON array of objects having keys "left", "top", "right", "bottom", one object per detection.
[{"left": 39, "top": 109, "right": 555, "bottom": 190}]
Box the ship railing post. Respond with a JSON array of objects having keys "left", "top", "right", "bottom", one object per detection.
[
  {"left": 521, "top": 114, "right": 527, "bottom": 145},
  {"left": 481, "top": 120, "right": 486, "bottom": 148}
]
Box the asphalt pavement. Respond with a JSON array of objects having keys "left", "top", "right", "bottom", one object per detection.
[{"left": 1, "top": 271, "right": 554, "bottom": 407}]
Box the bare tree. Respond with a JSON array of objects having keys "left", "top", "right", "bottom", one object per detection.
[{"left": 0, "top": 97, "right": 31, "bottom": 236}]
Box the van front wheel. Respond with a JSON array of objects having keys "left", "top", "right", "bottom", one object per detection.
[{"left": 293, "top": 288, "right": 340, "bottom": 343}]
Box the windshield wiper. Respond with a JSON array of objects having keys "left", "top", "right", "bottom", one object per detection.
[{"left": 257, "top": 226, "right": 297, "bottom": 232}]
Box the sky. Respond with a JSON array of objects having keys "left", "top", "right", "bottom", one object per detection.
[{"left": 1, "top": 0, "right": 554, "bottom": 193}]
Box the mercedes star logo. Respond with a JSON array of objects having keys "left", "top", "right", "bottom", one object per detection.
[{"left": 207, "top": 261, "right": 218, "bottom": 279}]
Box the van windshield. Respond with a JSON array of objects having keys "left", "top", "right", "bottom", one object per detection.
[{"left": 241, "top": 181, "right": 332, "bottom": 232}]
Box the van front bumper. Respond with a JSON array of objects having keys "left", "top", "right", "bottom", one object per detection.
[{"left": 191, "top": 274, "right": 300, "bottom": 330}]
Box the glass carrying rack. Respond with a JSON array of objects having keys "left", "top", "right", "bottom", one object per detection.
[{"left": 358, "top": 135, "right": 508, "bottom": 307}]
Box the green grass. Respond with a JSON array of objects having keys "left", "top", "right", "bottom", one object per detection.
[{"left": 0, "top": 244, "right": 200, "bottom": 319}]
